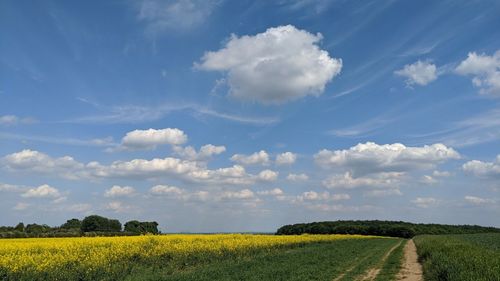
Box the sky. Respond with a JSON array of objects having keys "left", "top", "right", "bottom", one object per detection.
[{"left": 1, "top": 0, "right": 500, "bottom": 232}]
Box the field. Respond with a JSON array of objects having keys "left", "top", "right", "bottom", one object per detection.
[
  {"left": 0, "top": 234, "right": 404, "bottom": 281},
  {"left": 414, "top": 233, "right": 500, "bottom": 281}
]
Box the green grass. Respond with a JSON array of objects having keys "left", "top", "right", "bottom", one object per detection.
[
  {"left": 374, "top": 240, "right": 405, "bottom": 281},
  {"left": 125, "top": 238, "right": 403, "bottom": 281},
  {"left": 414, "top": 233, "right": 500, "bottom": 281}
]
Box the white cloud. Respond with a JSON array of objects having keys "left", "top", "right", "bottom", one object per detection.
[
  {"left": 173, "top": 144, "right": 226, "bottom": 160},
  {"left": 221, "top": 189, "right": 255, "bottom": 200},
  {"left": 258, "top": 169, "right": 278, "bottom": 181},
  {"left": 104, "top": 185, "right": 135, "bottom": 197},
  {"left": 330, "top": 193, "right": 351, "bottom": 201},
  {"left": 150, "top": 185, "right": 185, "bottom": 196},
  {"left": 0, "top": 183, "right": 23, "bottom": 192},
  {"left": 423, "top": 170, "right": 452, "bottom": 184},
  {"left": 137, "top": 0, "right": 220, "bottom": 34},
  {"left": 412, "top": 197, "right": 440, "bottom": 208},
  {"left": 464, "top": 195, "right": 496, "bottom": 205},
  {"left": 257, "top": 188, "right": 284, "bottom": 196},
  {"left": 199, "top": 144, "right": 226, "bottom": 157},
  {"left": 118, "top": 128, "right": 188, "bottom": 151},
  {"left": 286, "top": 173, "right": 309, "bottom": 181},
  {"left": 455, "top": 50, "right": 500, "bottom": 96},
  {"left": 150, "top": 185, "right": 212, "bottom": 202},
  {"left": 303, "top": 203, "right": 375, "bottom": 213},
  {"left": 231, "top": 150, "right": 270, "bottom": 166},
  {"left": 314, "top": 142, "right": 460, "bottom": 177},
  {"left": 418, "top": 170, "right": 452, "bottom": 185},
  {"left": 0, "top": 115, "right": 18, "bottom": 125},
  {"left": 322, "top": 172, "right": 403, "bottom": 189},
  {"left": 21, "top": 184, "right": 61, "bottom": 199},
  {"left": 191, "top": 165, "right": 256, "bottom": 185},
  {"left": 298, "top": 191, "right": 330, "bottom": 201},
  {"left": 432, "top": 170, "right": 451, "bottom": 177},
  {"left": 2, "top": 149, "right": 259, "bottom": 186},
  {"left": 463, "top": 156, "right": 500, "bottom": 179},
  {"left": 52, "top": 196, "right": 67, "bottom": 204},
  {"left": 95, "top": 158, "right": 200, "bottom": 178},
  {"left": 364, "top": 188, "right": 402, "bottom": 198},
  {"left": 3, "top": 149, "right": 84, "bottom": 179},
  {"left": 296, "top": 191, "right": 350, "bottom": 202},
  {"left": 185, "top": 190, "right": 211, "bottom": 202},
  {"left": 395, "top": 60, "right": 438, "bottom": 86},
  {"left": 420, "top": 175, "right": 438, "bottom": 185},
  {"left": 150, "top": 185, "right": 259, "bottom": 203},
  {"left": 92, "top": 158, "right": 260, "bottom": 186},
  {"left": 275, "top": 152, "right": 297, "bottom": 165},
  {"left": 13, "top": 202, "right": 30, "bottom": 211},
  {"left": 196, "top": 25, "right": 342, "bottom": 104},
  {"left": 66, "top": 203, "right": 92, "bottom": 213},
  {"left": 105, "top": 201, "right": 133, "bottom": 213},
  {"left": 0, "top": 115, "right": 36, "bottom": 126}
]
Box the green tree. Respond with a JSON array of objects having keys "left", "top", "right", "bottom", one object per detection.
[
  {"left": 25, "top": 224, "right": 51, "bottom": 234},
  {"left": 81, "top": 215, "right": 122, "bottom": 232},
  {"left": 14, "top": 222, "right": 25, "bottom": 232},
  {"left": 61, "top": 218, "right": 82, "bottom": 230},
  {"left": 124, "top": 220, "right": 159, "bottom": 234}
]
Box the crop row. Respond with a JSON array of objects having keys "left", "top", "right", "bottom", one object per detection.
[{"left": 0, "top": 234, "right": 372, "bottom": 280}]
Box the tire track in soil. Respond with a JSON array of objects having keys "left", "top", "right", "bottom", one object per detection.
[
  {"left": 356, "top": 240, "right": 403, "bottom": 281},
  {"left": 331, "top": 252, "right": 371, "bottom": 281}
]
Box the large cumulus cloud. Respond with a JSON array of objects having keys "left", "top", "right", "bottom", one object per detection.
[{"left": 197, "top": 25, "right": 342, "bottom": 104}]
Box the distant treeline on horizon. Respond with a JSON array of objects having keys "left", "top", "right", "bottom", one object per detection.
[
  {"left": 276, "top": 220, "right": 500, "bottom": 238},
  {"left": 0, "top": 215, "right": 159, "bottom": 238}
]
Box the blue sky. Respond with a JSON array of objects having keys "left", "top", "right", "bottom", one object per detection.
[{"left": 1, "top": 0, "right": 499, "bottom": 232}]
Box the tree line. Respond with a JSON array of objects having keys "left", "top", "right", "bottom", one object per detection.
[
  {"left": 276, "top": 220, "right": 500, "bottom": 238},
  {"left": 0, "top": 215, "right": 159, "bottom": 238}
]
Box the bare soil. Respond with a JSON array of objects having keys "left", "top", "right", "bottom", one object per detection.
[{"left": 396, "top": 240, "right": 423, "bottom": 281}]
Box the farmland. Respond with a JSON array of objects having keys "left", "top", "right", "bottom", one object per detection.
[
  {"left": 2, "top": 221, "right": 500, "bottom": 281},
  {"left": 414, "top": 233, "right": 500, "bottom": 281},
  {"left": 0, "top": 234, "right": 404, "bottom": 281}
]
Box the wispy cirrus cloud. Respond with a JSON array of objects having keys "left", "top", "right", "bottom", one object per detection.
[
  {"left": 136, "top": 0, "right": 222, "bottom": 35},
  {"left": 0, "top": 115, "right": 37, "bottom": 126},
  {"left": 69, "top": 99, "right": 279, "bottom": 126},
  {"left": 328, "top": 116, "right": 394, "bottom": 137},
  {"left": 278, "top": 0, "right": 335, "bottom": 15},
  {"left": 0, "top": 132, "right": 115, "bottom": 147},
  {"left": 407, "top": 108, "right": 500, "bottom": 147}
]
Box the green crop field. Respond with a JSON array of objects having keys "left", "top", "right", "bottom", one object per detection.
[
  {"left": 127, "top": 236, "right": 404, "bottom": 281},
  {"left": 126, "top": 237, "right": 404, "bottom": 281},
  {"left": 0, "top": 234, "right": 404, "bottom": 281},
  {"left": 4, "top": 220, "right": 500, "bottom": 281},
  {"left": 414, "top": 233, "right": 500, "bottom": 281}
]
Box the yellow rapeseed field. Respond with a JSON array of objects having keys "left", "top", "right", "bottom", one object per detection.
[{"left": 0, "top": 234, "right": 370, "bottom": 280}]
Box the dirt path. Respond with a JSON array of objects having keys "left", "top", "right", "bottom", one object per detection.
[
  {"left": 357, "top": 241, "right": 403, "bottom": 281},
  {"left": 396, "top": 240, "right": 423, "bottom": 281}
]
